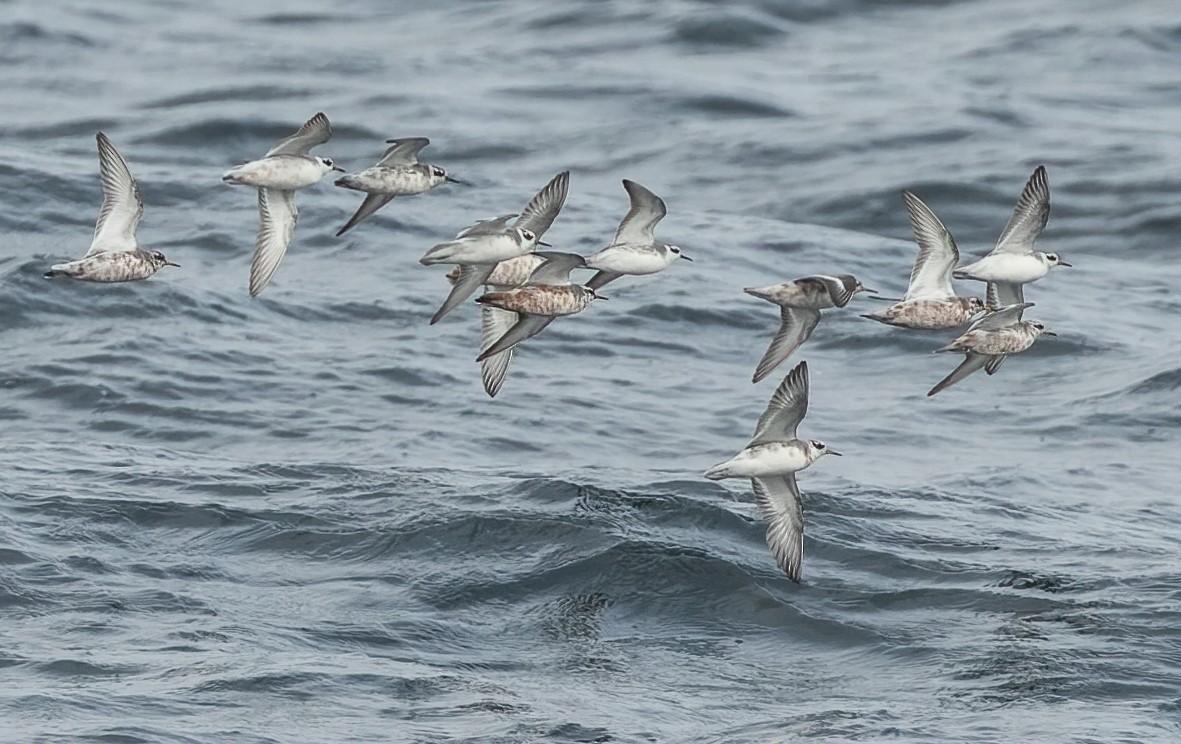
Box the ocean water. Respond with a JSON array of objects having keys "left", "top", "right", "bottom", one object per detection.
[{"left": 1, "top": 0, "right": 1179, "bottom": 742}]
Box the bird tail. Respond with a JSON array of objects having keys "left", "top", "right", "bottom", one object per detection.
[
  {"left": 44, "top": 264, "right": 76, "bottom": 279},
  {"left": 419, "top": 242, "right": 457, "bottom": 266},
  {"left": 703, "top": 460, "right": 735, "bottom": 480}
]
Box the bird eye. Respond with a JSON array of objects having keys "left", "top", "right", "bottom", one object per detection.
[
  {"left": 523, "top": 229, "right": 535, "bottom": 240},
  {"left": 816, "top": 441, "right": 825, "bottom": 449},
  {"left": 670, "top": 247, "right": 680, "bottom": 254},
  {"left": 433, "top": 167, "right": 445, "bottom": 177},
  {"left": 323, "top": 158, "right": 333, "bottom": 166},
  {"left": 1047, "top": 253, "right": 1057, "bottom": 261}
]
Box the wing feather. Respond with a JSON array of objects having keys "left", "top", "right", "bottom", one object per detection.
[
  {"left": 611, "top": 179, "right": 667, "bottom": 245},
  {"left": 900, "top": 191, "right": 957, "bottom": 300},
  {"left": 927, "top": 352, "right": 989, "bottom": 396},
  {"left": 476, "top": 314, "right": 555, "bottom": 361},
  {"left": 993, "top": 165, "right": 1050, "bottom": 255},
  {"left": 750, "top": 360, "right": 809, "bottom": 445},
  {"left": 751, "top": 475, "right": 805, "bottom": 582},
  {"left": 431, "top": 264, "right": 495, "bottom": 324},
  {"left": 377, "top": 137, "right": 430, "bottom": 166},
  {"left": 514, "top": 171, "right": 569, "bottom": 239},
  {"left": 265, "top": 112, "right": 332, "bottom": 157},
  {"left": 87, "top": 133, "right": 143, "bottom": 256},
  {"left": 249, "top": 188, "right": 296, "bottom": 297},
  {"left": 751, "top": 307, "right": 820, "bottom": 384},
  {"left": 479, "top": 305, "right": 517, "bottom": 397}
]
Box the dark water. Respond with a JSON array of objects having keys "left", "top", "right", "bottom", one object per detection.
[{"left": 2, "top": 1, "right": 1180, "bottom": 742}]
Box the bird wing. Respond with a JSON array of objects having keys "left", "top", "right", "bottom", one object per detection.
[
  {"left": 751, "top": 474, "right": 805, "bottom": 582},
  {"left": 750, "top": 360, "right": 809, "bottom": 445},
  {"left": 87, "top": 133, "right": 143, "bottom": 256},
  {"left": 265, "top": 112, "right": 332, "bottom": 157},
  {"left": 514, "top": 171, "right": 569, "bottom": 239},
  {"left": 455, "top": 214, "right": 519, "bottom": 239},
  {"left": 585, "top": 270, "right": 621, "bottom": 291},
  {"left": 335, "top": 194, "right": 395, "bottom": 237},
  {"left": 985, "top": 281, "right": 1024, "bottom": 311},
  {"left": 611, "top": 179, "right": 667, "bottom": 245},
  {"left": 927, "top": 352, "right": 990, "bottom": 396},
  {"left": 751, "top": 308, "right": 821, "bottom": 384},
  {"left": 969, "top": 301, "right": 1034, "bottom": 332},
  {"left": 526, "top": 252, "right": 586, "bottom": 286},
  {"left": 376, "top": 137, "right": 431, "bottom": 166},
  {"left": 992, "top": 165, "right": 1050, "bottom": 255},
  {"left": 431, "top": 264, "right": 496, "bottom": 325},
  {"left": 249, "top": 188, "right": 296, "bottom": 297},
  {"left": 476, "top": 314, "right": 555, "bottom": 361},
  {"left": 901, "top": 190, "right": 957, "bottom": 300},
  {"left": 479, "top": 305, "right": 517, "bottom": 397}
]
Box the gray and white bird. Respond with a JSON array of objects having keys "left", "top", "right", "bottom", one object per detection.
[
  {"left": 952, "top": 166, "right": 1071, "bottom": 306},
  {"left": 420, "top": 224, "right": 543, "bottom": 267},
  {"left": 333, "top": 137, "right": 461, "bottom": 237},
  {"left": 430, "top": 171, "right": 569, "bottom": 325},
  {"left": 474, "top": 252, "right": 602, "bottom": 368},
  {"left": 745, "top": 275, "right": 872, "bottom": 383},
  {"left": 861, "top": 191, "right": 985, "bottom": 329},
  {"left": 704, "top": 360, "right": 841, "bottom": 582},
  {"left": 448, "top": 254, "right": 547, "bottom": 396},
  {"left": 583, "top": 179, "right": 690, "bottom": 290},
  {"left": 222, "top": 112, "right": 344, "bottom": 297},
  {"left": 927, "top": 301, "right": 1055, "bottom": 396},
  {"left": 44, "top": 133, "right": 180, "bottom": 282}
]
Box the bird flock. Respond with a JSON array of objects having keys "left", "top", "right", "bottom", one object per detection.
[{"left": 42, "top": 113, "right": 1071, "bottom": 582}]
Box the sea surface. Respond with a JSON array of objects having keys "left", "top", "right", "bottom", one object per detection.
[{"left": 1, "top": 1, "right": 1179, "bottom": 742}]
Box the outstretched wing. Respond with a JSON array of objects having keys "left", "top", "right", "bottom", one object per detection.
[
  {"left": 456, "top": 214, "right": 518, "bottom": 239},
  {"left": 969, "top": 301, "right": 1034, "bottom": 332},
  {"left": 751, "top": 307, "right": 820, "bottom": 384},
  {"left": 751, "top": 474, "right": 806, "bottom": 582},
  {"left": 377, "top": 137, "right": 430, "bottom": 167},
  {"left": 479, "top": 305, "right": 517, "bottom": 397},
  {"left": 927, "top": 352, "right": 989, "bottom": 396},
  {"left": 901, "top": 190, "right": 957, "bottom": 300},
  {"left": 476, "top": 314, "right": 555, "bottom": 361},
  {"left": 87, "top": 133, "right": 143, "bottom": 256},
  {"left": 985, "top": 281, "right": 1024, "bottom": 311},
  {"left": 526, "top": 252, "right": 586, "bottom": 286},
  {"left": 249, "top": 188, "right": 296, "bottom": 297},
  {"left": 611, "top": 179, "right": 667, "bottom": 245},
  {"left": 750, "top": 360, "right": 810, "bottom": 445},
  {"left": 335, "top": 194, "right": 395, "bottom": 237},
  {"left": 514, "top": 171, "right": 569, "bottom": 239},
  {"left": 992, "top": 165, "right": 1049, "bottom": 255},
  {"left": 265, "top": 112, "right": 332, "bottom": 157},
  {"left": 585, "top": 270, "right": 621, "bottom": 291},
  {"left": 431, "top": 264, "right": 496, "bottom": 324}
]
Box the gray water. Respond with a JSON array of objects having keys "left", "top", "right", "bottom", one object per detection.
[{"left": 2, "top": 1, "right": 1179, "bottom": 742}]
